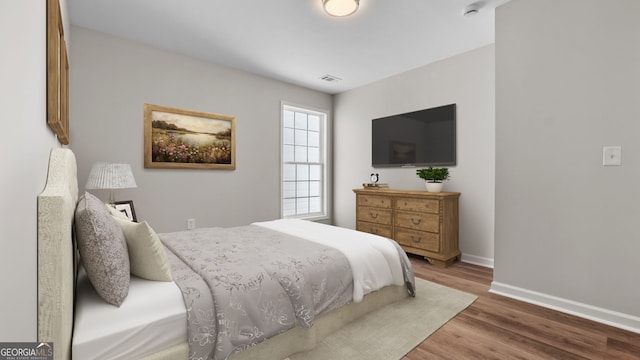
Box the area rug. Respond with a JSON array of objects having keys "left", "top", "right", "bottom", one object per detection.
[{"left": 289, "top": 278, "right": 477, "bottom": 360}]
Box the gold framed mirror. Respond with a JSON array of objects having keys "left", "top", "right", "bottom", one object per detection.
[{"left": 47, "top": 0, "right": 70, "bottom": 144}]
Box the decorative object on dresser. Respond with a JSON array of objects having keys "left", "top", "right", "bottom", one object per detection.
[
  {"left": 85, "top": 163, "right": 137, "bottom": 204},
  {"left": 416, "top": 167, "right": 450, "bottom": 192},
  {"left": 363, "top": 172, "right": 389, "bottom": 189},
  {"left": 354, "top": 189, "right": 460, "bottom": 267},
  {"left": 363, "top": 183, "right": 389, "bottom": 189}
]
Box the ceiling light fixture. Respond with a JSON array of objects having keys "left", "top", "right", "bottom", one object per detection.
[{"left": 323, "top": 0, "right": 359, "bottom": 17}]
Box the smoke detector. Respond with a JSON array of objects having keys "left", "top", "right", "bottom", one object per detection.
[{"left": 463, "top": 4, "right": 479, "bottom": 17}]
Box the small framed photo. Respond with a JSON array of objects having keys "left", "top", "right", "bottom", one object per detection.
[{"left": 113, "top": 200, "right": 137, "bottom": 222}]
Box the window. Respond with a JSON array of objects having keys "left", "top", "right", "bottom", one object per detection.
[{"left": 281, "top": 104, "right": 329, "bottom": 220}]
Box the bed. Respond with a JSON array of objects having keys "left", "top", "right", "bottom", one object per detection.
[{"left": 37, "top": 148, "right": 415, "bottom": 360}]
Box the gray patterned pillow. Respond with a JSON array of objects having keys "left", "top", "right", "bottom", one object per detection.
[{"left": 75, "top": 192, "right": 130, "bottom": 306}]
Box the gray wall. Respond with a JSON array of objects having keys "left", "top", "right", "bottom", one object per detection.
[
  {"left": 333, "top": 45, "right": 496, "bottom": 267},
  {"left": 494, "top": 0, "right": 640, "bottom": 330},
  {"left": 6, "top": 0, "right": 638, "bottom": 339},
  {"left": 0, "top": 0, "right": 69, "bottom": 341},
  {"left": 70, "top": 27, "right": 333, "bottom": 233}
]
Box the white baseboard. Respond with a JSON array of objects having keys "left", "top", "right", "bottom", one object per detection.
[
  {"left": 461, "top": 253, "right": 494, "bottom": 268},
  {"left": 490, "top": 281, "right": 640, "bottom": 334}
]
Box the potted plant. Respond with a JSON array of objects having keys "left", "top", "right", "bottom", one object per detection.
[{"left": 416, "top": 167, "right": 450, "bottom": 192}]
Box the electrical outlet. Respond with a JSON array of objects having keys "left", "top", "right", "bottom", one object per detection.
[
  {"left": 603, "top": 146, "right": 622, "bottom": 166},
  {"left": 187, "top": 218, "right": 196, "bottom": 230}
]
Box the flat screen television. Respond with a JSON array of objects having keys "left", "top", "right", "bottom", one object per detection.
[{"left": 372, "top": 104, "right": 456, "bottom": 167}]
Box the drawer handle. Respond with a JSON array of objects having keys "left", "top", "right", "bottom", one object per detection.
[
  {"left": 370, "top": 212, "right": 379, "bottom": 219},
  {"left": 371, "top": 228, "right": 379, "bottom": 234},
  {"left": 411, "top": 218, "right": 422, "bottom": 225},
  {"left": 411, "top": 236, "right": 421, "bottom": 243}
]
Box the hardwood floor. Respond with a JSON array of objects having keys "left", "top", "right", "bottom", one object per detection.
[{"left": 403, "top": 256, "right": 640, "bottom": 359}]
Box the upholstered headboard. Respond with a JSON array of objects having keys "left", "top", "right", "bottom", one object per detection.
[{"left": 38, "top": 148, "right": 78, "bottom": 360}]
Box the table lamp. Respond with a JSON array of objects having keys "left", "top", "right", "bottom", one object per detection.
[{"left": 85, "top": 163, "right": 137, "bottom": 204}]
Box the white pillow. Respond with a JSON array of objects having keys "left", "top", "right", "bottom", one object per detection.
[{"left": 106, "top": 205, "right": 173, "bottom": 282}]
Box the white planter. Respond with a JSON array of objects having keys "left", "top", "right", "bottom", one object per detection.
[{"left": 425, "top": 182, "right": 444, "bottom": 192}]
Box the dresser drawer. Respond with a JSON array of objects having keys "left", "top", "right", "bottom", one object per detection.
[
  {"left": 395, "top": 211, "right": 439, "bottom": 232},
  {"left": 357, "top": 206, "right": 392, "bottom": 225},
  {"left": 395, "top": 198, "right": 440, "bottom": 214},
  {"left": 354, "top": 189, "right": 460, "bottom": 267},
  {"left": 395, "top": 229, "right": 440, "bottom": 252},
  {"left": 357, "top": 195, "right": 392, "bottom": 209},
  {"left": 356, "top": 221, "right": 392, "bottom": 238}
]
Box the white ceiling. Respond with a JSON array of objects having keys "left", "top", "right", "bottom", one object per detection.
[{"left": 68, "top": 0, "right": 511, "bottom": 94}]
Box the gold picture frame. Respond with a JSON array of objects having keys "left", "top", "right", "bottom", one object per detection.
[
  {"left": 47, "top": 0, "right": 70, "bottom": 144},
  {"left": 144, "top": 104, "right": 236, "bottom": 170}
]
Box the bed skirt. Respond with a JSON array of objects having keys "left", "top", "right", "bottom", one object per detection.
[{"left": 140, "top": 283, "right": 409, "bottom": 360}]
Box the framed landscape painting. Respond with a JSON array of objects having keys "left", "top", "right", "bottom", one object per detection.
[{"left": 144, "top": 104, "right": 236, "bottom": 170}]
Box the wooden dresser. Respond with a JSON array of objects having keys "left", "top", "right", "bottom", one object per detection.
[{"left": 353, "top": 189, "right": 460, "bottom": 268}]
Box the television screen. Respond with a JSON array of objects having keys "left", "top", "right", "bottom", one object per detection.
[{"left": 372, "top": 104, "right": 456, "bottom": 167}]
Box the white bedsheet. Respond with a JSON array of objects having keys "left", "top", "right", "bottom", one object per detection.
[
  {"left": 254, "top": 219, "right": 405, "bottom": 302},
  {"left": 72, "top": 268, "right": 187, "bottom": 360}
]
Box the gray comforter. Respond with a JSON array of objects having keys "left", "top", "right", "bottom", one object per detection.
[
  {"left": 161, "top": 225, "right": 353, "bottom": 360},
  {"left": 161, "top": 224, "right": 414, "bottom": 360}
]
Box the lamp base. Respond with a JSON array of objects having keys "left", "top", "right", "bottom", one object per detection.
[{"left": 108, "top": 190, "right": 115, "bottom": 205}]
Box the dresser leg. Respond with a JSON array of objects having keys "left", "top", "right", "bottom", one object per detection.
[{"left": 425, "top": 255, "right": 459, "bottom": 268}]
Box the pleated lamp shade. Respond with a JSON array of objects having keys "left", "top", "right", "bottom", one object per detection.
[{"left": 85, "top": 163, "right": 137, "bottom": 203}]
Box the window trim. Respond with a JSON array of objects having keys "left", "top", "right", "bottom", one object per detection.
[{"left": 280, "top": 101, "right": 331, "bottom": 222}]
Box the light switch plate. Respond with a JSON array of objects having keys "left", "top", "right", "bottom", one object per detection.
[{"left": 603, "top": 146, "right": 622, "bottom": 166}]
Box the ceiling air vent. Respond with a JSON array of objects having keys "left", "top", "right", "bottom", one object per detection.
[{"left": 319, "top": 74, "right": 342, "bottom": 82}]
